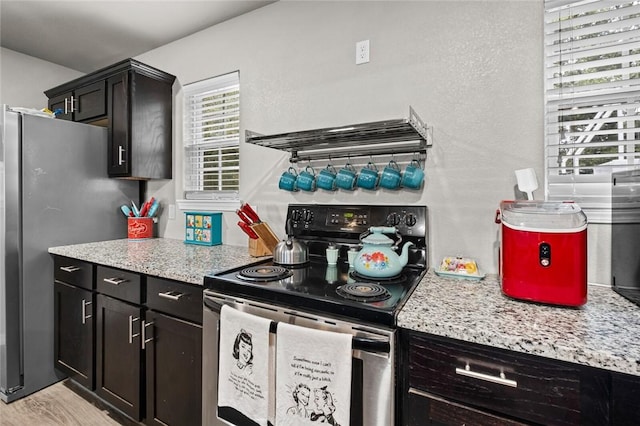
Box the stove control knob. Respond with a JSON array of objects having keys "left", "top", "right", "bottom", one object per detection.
[
  {"left": 387, "top": 212, "right": 401, "bottom": 226},
  {"left": 405, "top": 213, "right": 417, "bottom": 227},
  {"left": 291, "top": 209, "right": 302, "bottom": 222},
  {"left": 303, "top": 210, "right": 314, "bottom": 223}
]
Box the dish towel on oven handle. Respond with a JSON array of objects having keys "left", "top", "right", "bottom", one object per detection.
[
  {"left": 275, "top": 323, "right": 352, "bottom": 426},
  {"left": 218, "top": 305, "right": 272, "bottom": 426}
]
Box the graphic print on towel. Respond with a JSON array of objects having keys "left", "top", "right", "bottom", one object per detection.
[
  {"left": 218, "top": 305, "right": 271, "bottom": 426},
  {"left": 276, "top": 323, "right": 352, "bottom": 426}
]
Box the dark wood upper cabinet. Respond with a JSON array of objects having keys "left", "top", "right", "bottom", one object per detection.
[
  {"left": 45, "top": 59, "right": 175, "bottom": 180},
  {"left": 47, "top": 80, "right": 107, "bottom": 123}
]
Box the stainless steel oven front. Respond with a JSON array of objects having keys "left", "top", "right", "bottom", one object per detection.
[{"left": 202, "top": 289, "right": 396, "bottom": 426}]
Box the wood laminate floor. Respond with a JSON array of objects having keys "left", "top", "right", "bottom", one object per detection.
[{"left": 0, "top": 380, "right": 128, "bottom": 426}]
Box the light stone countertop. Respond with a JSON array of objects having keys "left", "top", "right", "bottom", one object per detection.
[
  {"left": 398, "top": 271, "right": 640, "bottom": 377},
  {"left": 48, "top": 238, "right": 263, "bottom": 285}
]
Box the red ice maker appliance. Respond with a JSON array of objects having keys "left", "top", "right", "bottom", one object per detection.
[{"left": 497, "top": 200, "right": 588, "bottom": 307}]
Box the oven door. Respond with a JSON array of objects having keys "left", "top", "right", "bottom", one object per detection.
[{"left": 202, "top": 290, "right": 395, "bottom": 426}]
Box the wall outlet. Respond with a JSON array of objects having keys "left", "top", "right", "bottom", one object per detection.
[
  {"left": 356, "top": 39, "right": 370, "bottom": 65},
  {"left": 168, "top": 204, "right": 176, "bottom": 220}
]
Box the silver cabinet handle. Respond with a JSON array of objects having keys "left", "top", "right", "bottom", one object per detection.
[
  {"left": 81, "top": 299, "right": 92, "bottom": 324},
  {"left": 128, "top": 315, "right": 140, "bottom": 344},
  {"left": 158, "top": 291, "right": 184, "bottom": 301},
  {"left": 60, "top": 265, "right": 81, "bottom": 273},
  {"left": 103, "top": 277, "right": 127, "bottom": 285},
  {"left": 118, "top": 146, "right": 125, "bottom": 165},
  {"left": 455, "top": 363, "right": 517, "bottom": 388},
  {"left": 64, "top": 97, "right": 69, "bottom": 114},
  {"left": 69, "top": 95, "right": 76, "bottom": 112},
  {"left": 142, "top": 321, "right": 154, "bottom": 350}
]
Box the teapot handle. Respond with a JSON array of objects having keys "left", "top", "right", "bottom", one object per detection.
[
  {"left": 367, "top": 226, "right": 403, "bottom": 249},
  {"left": 370, "top": 226, "right": 397, "bottom": 234}
]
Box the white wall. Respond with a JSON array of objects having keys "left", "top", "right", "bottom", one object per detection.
[
  {"left": 0, "top": 47, "right": 83, "bottom": 108},
  {"left": 2, "top": 1, "right": 610, "bottom": 283},
  {"left": 138, "top": 0, "right": 545, "bottom": 276}
]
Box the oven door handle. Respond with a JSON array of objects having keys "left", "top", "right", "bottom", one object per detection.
[
  {"left": 204, "top": 295, "right": 224, "bottom": 312},
  {"left": 204, "top": 295, "right": 391, "bottom": 354},
  {"left": 351, "top": 337, "right": 390, "bottom": 354}
]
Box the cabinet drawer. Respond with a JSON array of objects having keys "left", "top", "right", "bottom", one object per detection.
[
  {"left": 53, "top": 256, "right": 93, "bottom": 290},
  {"left": 409, "top": 333, "right": 581, "bottom": 425},
  {"left": 407, "top": 388, "right": 528, "bottom": 426},
  {"left": 146, "top": 277, "right": 202, "bottom": 324},
  {"left": 96, "top": 266, "right": 142, "bottom": 304}
]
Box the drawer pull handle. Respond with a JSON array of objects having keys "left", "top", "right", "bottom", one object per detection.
[
  {"left": 455, "top": 363, "right": 517, "bottom": 388},
  {"left": 81, "top": 299, "right": 92, "bottom": 325},
  {"left": 128, "top": 316, "right": 140, "bottom": 344},
  {"left": 158, "top": 291, "right": 184, "bottom": 301},
  {"left": 60, "top": 266, "right": 81, "bottom": 273},
  {"left": 103, "top": 277, "right": 127, "bottom": 285}
]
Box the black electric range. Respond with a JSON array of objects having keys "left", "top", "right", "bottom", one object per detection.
[{"left": 204, "top": 204, "right": 428, "bottom": 327}]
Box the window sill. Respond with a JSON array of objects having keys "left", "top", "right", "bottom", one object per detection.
[{"left": 176, "top": 199, "right": 241, "bottom": 212}]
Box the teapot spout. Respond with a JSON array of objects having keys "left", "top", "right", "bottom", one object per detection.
[{"left": 399, "top": 241, "right": 414, "bottom": 266}]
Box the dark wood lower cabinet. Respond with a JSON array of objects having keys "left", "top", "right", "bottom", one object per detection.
[
  {"left": 53, "top": 255, "right": 204, "bottom": 425},
  {"left": 54, "top": 281, "right": 94, "bottom": 390},
  {"left": 611, "top": 372, "right": 640, "bottom": 425},
  {"left": 400, "top": 330, "right": 640, "bottom": 426},
  {"left": 145, "top": 311, "right": 202, "bottom": 426},
  {"left": 96, "top": 294, "right": 143, "bottom": 421},
  {"left": 406, "top": 389, "right": 528, "bottom": 426}
]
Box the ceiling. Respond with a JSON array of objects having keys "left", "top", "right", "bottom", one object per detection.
[{"left": 0, "top": 0, "right": 275, "bottom": 73}]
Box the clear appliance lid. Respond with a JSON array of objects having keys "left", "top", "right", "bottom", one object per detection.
[{"left": 500, "top": 200, "right": 587, "bottom": 231}]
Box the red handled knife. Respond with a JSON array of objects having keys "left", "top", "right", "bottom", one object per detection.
[
  {"left": 236, "top": 209, "right": 253, "bottom": 225},
  {"left": 241, "top": 202, "right": 261, "bottom": 223},
  {"left": 238, "top": 221, "right": 259, "bottom": 239}
]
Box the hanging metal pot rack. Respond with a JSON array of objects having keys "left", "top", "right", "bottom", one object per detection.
[{"left": 245, "top": 106, "right": 432, "bottom": 163}]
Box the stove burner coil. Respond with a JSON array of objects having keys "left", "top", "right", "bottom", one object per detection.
[
  {"left": 336, "top": 283, "right": 391, "bottom": 302},
  {"left": 237, "top": 265, "right": 292, "bottom": 282}
]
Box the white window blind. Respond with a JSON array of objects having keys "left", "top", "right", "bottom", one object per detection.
[
  {"left": 544, "top": 0, "right": 640, "bottom": 222},
  {"left": 183, "top": 71, "right": 240, "bottom": 200}
]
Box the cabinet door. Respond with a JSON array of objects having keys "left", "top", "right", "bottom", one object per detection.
[
  {"left": 107, "top": 71, "right": 130, "bottom": 177},
  {"left": 96, "top": 294, "right": 143, "bottom": 421},
  {"left": 145, "top": 310, "right": 202, "bottom": 426},
  {"left": 54, "top": 282, "right": 94, "bottom": 390},
  {"left": 75, "top": 80, "right": 106, "bottom": 122},
  {"left": 48, "top": 91, "right": 73, "bottom": 121}
]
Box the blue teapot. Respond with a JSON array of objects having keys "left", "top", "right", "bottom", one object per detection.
[{"left": 354, "top": 226, "right": 413, "bottom": 278}]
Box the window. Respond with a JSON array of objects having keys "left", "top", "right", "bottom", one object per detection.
[
  {"left": 544, "top": 0, "right": 640, "bottom": 222},
  {"left": 183, "top": 71, "right": 240, "bottom": 201}
]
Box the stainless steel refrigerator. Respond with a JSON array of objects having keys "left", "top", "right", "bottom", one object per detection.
[{"left": 0, "top": 106, "right": 140, "bottom": 402}]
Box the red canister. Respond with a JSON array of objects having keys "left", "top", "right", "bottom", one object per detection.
[
  {"left": 128, "top": 217, "right": 154, "bottom": 239},
  {"left": 497, "top": 200, "right": 588, "bottom": 307}
]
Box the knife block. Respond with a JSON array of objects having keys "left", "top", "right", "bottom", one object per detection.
[
  {"left": 249, "top": 222, "right": 280, "bottom": 254},
  {"left": 248, "top": 238, "right": 271, "bottom": 257}
]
